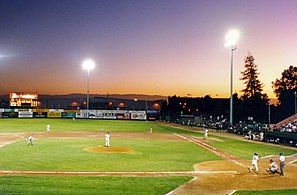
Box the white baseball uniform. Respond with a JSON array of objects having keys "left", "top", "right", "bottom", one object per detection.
[
  {"left": 204, "top": 129, "right": 208, "bottom": 139},
  {"left": 148, "top": 128, "right": 152, "bottom": 134},
  {"left": 46, "top": 124, "right": 51, "bottom": 132},
  {"left": 105, "top": 133, "right": 110, "bottom": 147},
  {"left": 27, "top": 136, "right": 34, "bottom": 146},
  {"left": 249, "top": 154, "right": 259, "bottom": 172}
]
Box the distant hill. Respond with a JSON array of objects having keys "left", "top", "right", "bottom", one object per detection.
[
  {"left": 0, "top": 93, "right": 277, "bottom": 102},
  {"left": 0, "top": 93, "right": 167, "bottom": 101}
]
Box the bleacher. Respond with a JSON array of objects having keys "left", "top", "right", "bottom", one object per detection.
[
  {"left": 274, "top": 113, "right": 297, "bottom": 130},
  {"left": 267, "top": 113, "right": 297, "bottom": 147}
]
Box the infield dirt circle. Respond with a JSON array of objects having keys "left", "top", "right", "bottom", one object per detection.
[{"left": 84, "top": 146, "right": 136, "bottom": 154}]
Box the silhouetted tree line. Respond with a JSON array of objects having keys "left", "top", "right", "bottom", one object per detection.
[
  {"left": 161, "top": 53, "right": 297, "bottom": 124},
  {"left": 161, "top": 95, "right": 227, "bottom": 116}
]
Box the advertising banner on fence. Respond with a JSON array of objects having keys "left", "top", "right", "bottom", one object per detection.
[
  {"left": 130, "top": 111, "right": 146, "bottom": 120},
  {"left": 102, "top": 110, "right": 117, "bottom": 119},
  {"left": 146, "top": 110, "right": 159, "bottom": 121},
  {"left": 116, "top": 111, "right": 130, "bottom": 119},
  {"left": 18, "top": 111, "right": 33, "bottom": 118},
  {"left": 64, "top": 110, "right": 80, "bottom": 113},
  {"left": 2, "top": 112, "right": 18, "bottom": 118},
  {"left": 0, "top": 109, "right": 3, "bottom": 118},
  {"left": 62, "top": 112, "right": 76, "bottom": 118},
  {"left": 15, "top": 109, "right": 32, "bottom": 112},
  {"left": 76, "top": 110, "right": 89, "bottom": 118},
  {"left": 77, "top": 110, "right": 144, "bottom": 120},
  {"left": 49, "top": 109, "right": 64, "bottom": 112},
  {"left": 88, "top": 110, "right": 102, "bottom": 119},
  {"left": 33, "top": 112, "right": 47, "bottom": 118},
  {"left": 47, "top": 111, "right": 62, "bottom": 118},
  {"left": 33, "top": 109, "right": 49, "bottom": 113}
]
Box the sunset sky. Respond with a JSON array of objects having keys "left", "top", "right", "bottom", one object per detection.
[{"left": 0, "top": 0, "right": 296, "bottom": 98}]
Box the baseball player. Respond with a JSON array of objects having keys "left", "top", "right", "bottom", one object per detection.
[
  {"left": 46, "top": 124, "right": 51, "bottom": 132},
  {"left": 104, "top": 132, "right": 111, "bottom": 148},
  {"left": 266, "top": 159, "right": 278, "bottom": 174},
  {"left": 27, "top": 135, "right": 34, "bottom": 146},
  {"left": 279, "top": 153, "right": 285, "bottom": 176},
  {"left": 249, "top": 153, "right": 259, "bottom": 173},
  {"left": 204, "top": 129, "right": 208, "bottom": 139},
  {"left": 259, "top": 132, "right": 264, "bottom": 142},
  {"left": 148, "top": 128, "right": 152, "bottom": 134}
]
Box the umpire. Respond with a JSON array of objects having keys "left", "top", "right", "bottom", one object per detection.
[{"left": 279, "top": 153, "right": 285, "bottom": 176}]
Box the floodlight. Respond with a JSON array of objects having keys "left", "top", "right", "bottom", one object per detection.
[
  {"left": 82, "top": 59, "right": 96, "bottom": 71},
  {"left": 224, "top": 29, "right": 240, "bottom": 47}
]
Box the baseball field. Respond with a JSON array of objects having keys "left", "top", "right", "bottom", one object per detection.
[{"left": 0, "top": 119, "right": 296, "bottom": 194}]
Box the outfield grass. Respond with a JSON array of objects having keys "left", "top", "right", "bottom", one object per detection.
[
  {"left": 0, "top": 175, "right": 191, "bottom": 194},
  {"left": 0, "top": 138, "right": 221, "bottom": 171},
  {"left": 235, "top": 188, "right": 297, "bottom": 195},
  {"left": 1, "top": 119, "right": 295, "bottom": 162},
  {"left": 0, "top": 118, "right": 190, "bottom": 134}
]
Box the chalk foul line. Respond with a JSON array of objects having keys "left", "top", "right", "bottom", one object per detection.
[
  {"left": 0, "top": 141, "right": 16, "bottom": 148},
  {"left": 0, "top": 170, "right": 237, "bottom": 176},
  {"left": 166, "top": 176, "right": 198, "bottom": 195},
  {"left": 173, "top": 133, "right": 246, "bottom": 168}
]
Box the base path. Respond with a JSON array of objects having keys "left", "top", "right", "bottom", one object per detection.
[{"left": 170, "top": 133, "right": 297, "bottom": 195}]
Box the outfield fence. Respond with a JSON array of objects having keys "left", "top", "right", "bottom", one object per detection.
[{"left": 0, "top": 108, "right": 147, "bottom": 120}]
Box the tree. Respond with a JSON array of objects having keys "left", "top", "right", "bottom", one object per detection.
[
  {"left": 239, "top": 53, "right": 269, "bottom": 122},
  {"left": 240, "top": 53, "right": 267, "bottom": 100},
  {"left": 272, "top": 65, "right": 297, "bottom": 119}
]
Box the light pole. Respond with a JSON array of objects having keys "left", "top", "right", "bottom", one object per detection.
[
  {"left": 268, "top": 103, "right": 271, "bottom": 129},
  {"left": 133, "top": 99, "right": 137, "bottom": 110},
  {"left": 82, "top": 59, "right": 95, "bottom": 117},
  {"left": 225, "top": 29, "right": 240, "bottom": 126},
  {"left": 294, "top": 91, "right": 297, "bottom": 114},
  {"left": 145, "top": 99, "right": 148, "bottom": 119}
]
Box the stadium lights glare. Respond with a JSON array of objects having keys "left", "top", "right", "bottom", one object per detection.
[
  {"left": 82, "top": 59, "right": 96, "bottom": 71},
  {"left": 82, "top": 58, "right": 96, "bottom": 116},
  {"left": 224, "top": 29, "right": 240, "bottom": 48}
]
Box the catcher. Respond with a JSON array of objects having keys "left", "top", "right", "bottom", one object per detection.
[{"left": 266, "top": 159, "right": 279, "bottom": 174}]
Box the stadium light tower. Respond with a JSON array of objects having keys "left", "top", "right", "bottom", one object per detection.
[
  {"left": 82, "top": 59, "right": 96, "bottom": 116},
  {"left": 294, "top": 91, "right": 297, "bottom": 114},
  {"left": 225, "top": 29, "right": 240, "bottom": 126}
]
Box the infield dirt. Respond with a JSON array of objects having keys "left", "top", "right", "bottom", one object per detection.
[{"left": 84, "top": 146, "right": 136, "bottom": 154}]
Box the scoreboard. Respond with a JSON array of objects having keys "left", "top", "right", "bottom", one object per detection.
[{"left": 9, "top": 92, "right": 38, "bottom": 108}]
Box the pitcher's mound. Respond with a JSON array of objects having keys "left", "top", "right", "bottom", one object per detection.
[{"left": 84, "top": 146, "right": 136, "bottom": 154}]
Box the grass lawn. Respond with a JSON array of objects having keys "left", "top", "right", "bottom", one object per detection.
[
  {"left": 0, "top": 138, "right": 221, "bottom": 171},
  {"left": 1, "top": 119, "right": 295, "bottom": 161},
  {"left": 0, "top": 175, "right": 191, "bottom": 194},
  {"left": 235, "top": 188, "right": 297, "bottom": 195},
  {"left": 0, "top": 118, "right": 192, "bottom": 134},
  {"left": 1, "top": 120, "right": 296, "bottom": 194},
  {"left": 162, "top": 124, "right": 297, "bottom": 159},
  {"left": 207, "top": 136, "right": 297, "bottom": 159}
]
